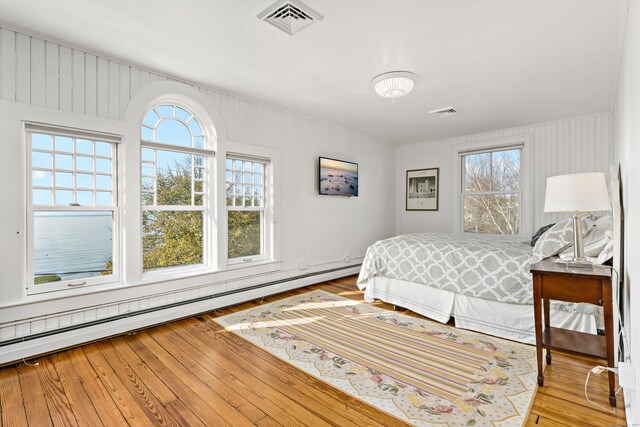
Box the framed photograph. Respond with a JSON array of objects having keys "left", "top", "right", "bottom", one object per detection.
[{"left": 406, "top": 168, "right": 439, "bottom": 211}]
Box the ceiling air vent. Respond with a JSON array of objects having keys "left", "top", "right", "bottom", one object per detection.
[
  {"left": 258, "top": 0, "right": 323, "bottom": 35},
  {"left": 429, "top": 107, "right": 459, "bottom": 118}
]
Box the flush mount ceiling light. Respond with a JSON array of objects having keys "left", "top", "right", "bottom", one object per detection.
[{"left": 371, "top": 71, "right": 417, "bottom": 102}]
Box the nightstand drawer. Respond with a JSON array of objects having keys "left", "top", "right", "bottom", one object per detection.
[{"left": 540, "top": 275, "right": 603, "bottom": 305}]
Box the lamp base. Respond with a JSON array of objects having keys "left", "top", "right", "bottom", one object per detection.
[{"left": 565, "top": 260, "right": 593, "bottom": 270}]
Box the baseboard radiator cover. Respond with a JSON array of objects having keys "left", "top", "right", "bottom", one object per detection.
[{"left": 0, "top": 265, "right": 360, "bottom": 365}]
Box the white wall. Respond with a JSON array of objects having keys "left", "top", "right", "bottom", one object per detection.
[
  {"left": 612, "top": 0, "right": 640, "bottom": 420},
  {"left": 395, "top": 113, "right": 612, "bottom": 236},
  {"left": 0, "top": 27, "right": 395, "bottom": 347}
]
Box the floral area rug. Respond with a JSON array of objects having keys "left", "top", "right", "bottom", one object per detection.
[{"left": 213, "top": 290, "right": 537, "bottom": 426}]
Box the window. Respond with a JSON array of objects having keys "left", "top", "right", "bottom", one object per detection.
[
  {"left": 27, "top": 125, "right": 119, "bottom": 293},
  {"left": 226, "top": 154, "right": 269, "bottom": 263},
  {"left": 461, "top": 147, "right": 521, "bottom": 235},
  {"left": 141, "top": 104, "right": 213, "bottom": 273}
]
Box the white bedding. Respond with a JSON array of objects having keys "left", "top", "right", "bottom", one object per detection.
[{"left": 360, "top": 275, "right": 596, "bottom": 344}]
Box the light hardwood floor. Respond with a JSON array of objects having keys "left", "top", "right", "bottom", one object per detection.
[{"left": 0, "top": 276, "right": 627, "bottom": 426}]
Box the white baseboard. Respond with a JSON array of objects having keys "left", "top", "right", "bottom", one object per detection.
[{"left": 0, "top": 266, "right": 359, "bottom": 365}]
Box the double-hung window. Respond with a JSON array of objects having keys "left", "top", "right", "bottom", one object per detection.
[
  {"left": 141, "top": 104, "right": 212, "bottom": 273},
  {"left": 461, "top": 147, "right": 522, "bottom": 235},
  {"left": 226, "top": 154, "right": 270, "bottom": 263},
  {"left": 27, "top": 124, "right": 119, "bottom": 294}
]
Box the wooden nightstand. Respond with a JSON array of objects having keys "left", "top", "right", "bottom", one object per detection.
[{"left": 530, "top": 260, "right": 616, "bottom": 407}]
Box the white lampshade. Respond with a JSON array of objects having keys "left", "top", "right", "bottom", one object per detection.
[{"left": 544, "top": 172, "right": 610, "bottom": 213}]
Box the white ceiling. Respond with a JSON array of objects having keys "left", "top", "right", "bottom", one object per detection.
[{"left": 0, "top": 0, "right": 624, "bottom": 144}]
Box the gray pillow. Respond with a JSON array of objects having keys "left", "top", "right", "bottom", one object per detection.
[
  {"left": 531, "top": 223, "right": 555, "bottom": 247},
  {"left": 531, "top": 216, "right": 595, "bottom": 263}
]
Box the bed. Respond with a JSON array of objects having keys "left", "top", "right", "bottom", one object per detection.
[{"left": 356, "top": 231, "right": 602, "bottom": 344}]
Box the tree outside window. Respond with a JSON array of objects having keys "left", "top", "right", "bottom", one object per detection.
[{"left": 462, "top": 148, "right": 521, "bottom": 235}]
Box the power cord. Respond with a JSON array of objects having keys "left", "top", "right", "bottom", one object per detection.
[{"left": 584, "top": 366, "right": 622, "bottom": 412}]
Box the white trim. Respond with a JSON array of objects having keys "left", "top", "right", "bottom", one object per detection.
[
  {"left": 140, "top": 140, "right": 215, "bottom": 157},
  {"left": 26, "top": 127, "right": 121, "bottom": 295},
  {"left": 224, "top": 142, "right": 280, "bottom": 268},
  {"left": 123, "top": 82, "right": 227, "bottom": 284},
  {"left": 451, "top": 135, "right": 533, "bottom": 238},
  {"left": 25, "top": 122, "right": 122, "bottom": 144},
  {"left": 0, "top": 268, "right": 359, "bottom": 365}
]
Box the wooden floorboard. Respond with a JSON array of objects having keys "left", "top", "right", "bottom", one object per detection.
[{"left": 0, "top": 275, "right": 627, "bottom": 426}]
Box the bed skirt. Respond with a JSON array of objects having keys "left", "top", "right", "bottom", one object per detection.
[{"left": 359, "top": 276, "right": 596, "bottom": 344}]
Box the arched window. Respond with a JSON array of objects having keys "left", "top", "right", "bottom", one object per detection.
[{"left": 140, "top": 104, "right": 212, "bottom": 272}]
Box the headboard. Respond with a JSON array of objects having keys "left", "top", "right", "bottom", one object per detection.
[
  {"left": 611, "top": 162, "right": 624, "bottom": 287},
  {"left": 611, "top": 162, "right": 624, "bottom": 363}
]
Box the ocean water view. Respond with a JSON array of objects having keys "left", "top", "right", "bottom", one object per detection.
[{"left": 34, "top": 212, "right": 113, "bottom": 282}]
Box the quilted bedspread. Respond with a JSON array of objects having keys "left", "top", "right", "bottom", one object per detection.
[{"left": 357, "top": 232, "right": 594, "bottom": 314}]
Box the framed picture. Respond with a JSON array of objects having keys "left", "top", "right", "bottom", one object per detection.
[{"left": 406, "top": 168, "right": 439, "bottom": 211}]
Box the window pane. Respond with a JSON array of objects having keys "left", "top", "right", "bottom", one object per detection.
[
  {"left": 141, "top": 177, "right": 154, "bottom": 190},
  {"left": 491, "top": 149, "right": 520, "bottom": 191},
  {"left": 155, "top": 105, "right": 174, "bottom": 118},
  {"left": 142, "top": 210, "right": 203, "bottom": 271},
  {"left": 188, "top": 118, "right": 202, "bottom": 136},
  {"left": 463, "top": 194, "right": 520, "bottom": 235},
  {"left": 33, "top": 189, "right": 52, "bottom": 205},
  {"left": 96, "top": 174, "right": 111, "bottom": 189},
  {"left": 226, "top": 184, "right": 234, "bottom": 206},
  {"left": 55, "top": 172, "right": 73, "bottom": 187},
  {"left": 141, "top": 162, "right": 154, "bottom": 176},
  {"left": 143, "top": 110, "right": 160, "bottom": 127},
  {"left": 96, "top": 191, "right": 111, "bottom": 206},
  {"left": 156, "top": 119, "right": 191, "bottom": 147},
  {"left": 141, "top": 126, "right": 154, "bottom": 141},
  {"left": 55, "top": 190, "right": 73, "bottom": 205},
  {"left": 142, "top": 192, "right": 154, "bottom": 205},
  {"left": 33, "top": 212, "right": 113, "bottom": 284},
  {"left": 228, "top": 211, "right": 262, "bottom": 259},
  {"left": 463, "top": 152, "right": 491, "bottom": 192},
  {"left": 55, "top": 136, "right": 73, "bottom": 153},
  {"left": 76, "top": 139, "right": 93, "bottom": 154},
  {"left": 175, "top": 107, "right": 191, "bottom": 122},
  {"left": 32, "top": 133, "right": 52, "bottom": 150},
  {"left": 77, "top": 191, "right": 93, "bottom": 205},
  {"left": 55, "top": 154, "right": 73, "bottom": 170},
  {"left": 76, "top": 173, "right": 93, "bottom": 188},
  {"left": 76, "top": 156, "right": 93, "bottom": 172},
  {"left": 32, "top": 170, "right": 52, "bottom": 187},
  {"left": 96, "top": 158, "right": 111, "bottom": 173},
  {"left": 155, "top": 150, "right": 193, "bottom": 205},
  {"left": 32, "top": 152, "right": 52, "bottom": 169},
  {"left": 95, "top": 141, "right": 111, "bottom": 157},
  {"left": 142, "top": 148, "right": 154, "bottom": 161}
]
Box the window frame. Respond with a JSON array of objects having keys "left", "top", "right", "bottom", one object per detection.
[
  {"left": 140, "top": 103, "right": 214, "bottom": 276},
  {"left": 453, "top": 135, "right": 532, "bottom": 238},
  {"left": 26, "top": 124, "right": 121, "bottom": 295},
  {"left": 226, "top": 153, "right": 271, "bottom": 265}
]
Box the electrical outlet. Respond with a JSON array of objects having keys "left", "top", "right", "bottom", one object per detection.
[
  {"left": 619, "top": 361, "right": 636, "bottom": 390},
  {"left": 298, "top": 261, "right": 308, "bottom": 270},
  {"left": 344, "top": 249, "right": 351, "bottom": 263}
]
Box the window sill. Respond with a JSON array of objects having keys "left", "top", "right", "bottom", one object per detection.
[
  {"left": 226, "top": 257, "right": 273, "bottom": 269},
  {"left": 15, "top": 261, "right": 283, "bottom": 308}
]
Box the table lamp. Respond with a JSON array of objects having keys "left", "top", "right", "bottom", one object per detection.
[{"left": 543, "top": 172, "right": 610, "bottom": 268}]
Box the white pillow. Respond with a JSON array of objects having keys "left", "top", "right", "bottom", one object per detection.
[{"left": 559, "top": 214, "right": 614, "bottom": 264}]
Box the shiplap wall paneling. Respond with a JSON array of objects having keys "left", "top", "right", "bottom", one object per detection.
[
  {"left": 396, "top": 113, "right": 612, "bottom": 235},
  {"left": 0, "top": 25, "right": 395, "bottom": 331}
]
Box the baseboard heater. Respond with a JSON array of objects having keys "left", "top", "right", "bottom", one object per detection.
[{"left": 0, "top": 264, "right": 360, "bottom": 348}]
